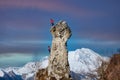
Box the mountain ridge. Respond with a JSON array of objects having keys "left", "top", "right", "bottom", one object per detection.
[{"left": 0, "top": 48, "right": 109, "bottom": 80}]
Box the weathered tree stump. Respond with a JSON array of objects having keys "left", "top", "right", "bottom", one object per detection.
[{"left": 35, "top": 20, "right": 72, "bottom": 80}]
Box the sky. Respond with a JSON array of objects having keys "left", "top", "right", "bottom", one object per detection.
[{"left": 0, "top": 0, "right": 120, "bottom": 67}]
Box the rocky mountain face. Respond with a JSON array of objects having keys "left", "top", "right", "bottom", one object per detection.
[
  {"left": 0, "top": 70, "right": 23, "bottom": 80},
  {"left": 102, "top": 54, "right": 120, "bottom": 80},
  {"left": 35, "top": 21, "right": 72, "bottom": 80}
]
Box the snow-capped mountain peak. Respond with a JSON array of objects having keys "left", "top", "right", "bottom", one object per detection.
[
  {"left": 68, "top": 48, "right": 104, "bottom": 74},
  {"left": 1, "top": 48, "right": 109, "bottom": 80}
]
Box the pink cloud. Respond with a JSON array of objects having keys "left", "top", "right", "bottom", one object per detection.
[
  {"left": 0, "top": 0, "right": 105, "bottom": 17},
  {"left": 2, "top": 20, "right": 41, "bottom": 30},
  {"left": 77, "top": 29, "right": 120, "bottom": 42},
  {"left": 0, "top": 0, "right": 67, "bottom": 11}
]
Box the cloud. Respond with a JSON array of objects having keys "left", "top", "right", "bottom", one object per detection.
[
  {"left": 76, "top": 31, "right": 120, "bottom": 42},
  {"left": 0, "top": 0, "right": 68, "bottom": 11},
  {"left": 0, "top": 0, "right": 105, "bottom": 18},
  {"left": 0, "top": 40, "right": 51, "bottom": 46},
  {"left": 0, "top": 53, "right": 33, "bottom": 67},
  {"left": 0, "top": 40, "right": 51, "bottom": 53},
  {"left": 70, "top": 39, "right": 120, "bottom": 45},
  {"left": 0, "top": 0, "right": 119, "bottom": 55}
]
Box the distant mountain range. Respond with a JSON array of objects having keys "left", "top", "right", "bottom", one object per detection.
[{"left": 0, "top": 48, "right": 109, "bottom": 80}]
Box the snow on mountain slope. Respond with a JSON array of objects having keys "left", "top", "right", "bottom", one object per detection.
[
  {"left": 68, "top": 48, "right": 104, "bottom": 74},
  {"left": 0, "top": 69, "right": 23, "bottom": 80},
  {"left": 2, "top": 48, "right": 109, "bottom": 80},
  {"left": 3, "top": 56, "right": 48, "bottom": 80},
  {"left": 0, "top": 69, "right": 4, "bottom": 77},
  {"left": 36, "top": 48, "right": 108, "bottom": 74}
]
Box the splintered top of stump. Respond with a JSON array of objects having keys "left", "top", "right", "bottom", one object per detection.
[{"left": 50, "top": 20, "right": 71, "bottom": 41}]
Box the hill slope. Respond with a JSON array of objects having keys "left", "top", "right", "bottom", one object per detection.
[{"left": 103, "top": 54, "right": 120, "bottom": 80}]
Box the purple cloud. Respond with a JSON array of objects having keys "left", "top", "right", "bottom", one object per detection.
[
  {"left": 0, "top": 0, "right": 119, "bottom": 55},
  {"left": 0, "top": 0, "right": 105, "bottom": 18}
]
